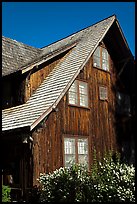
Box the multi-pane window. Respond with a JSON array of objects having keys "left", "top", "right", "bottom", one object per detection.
[
  {"left": 68, "top": 80, "right": 88, "bottom": 107},
  {"left": 64, "top": 137, "right": 89, "bottom": 167},
  {"left": 99, "top": 86, "right": 108, "bottom": 100},
  {"left": 93, "top": 46, "right": 109, "bottom": 71}
]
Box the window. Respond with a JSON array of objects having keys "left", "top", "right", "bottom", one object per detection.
[
  {"left": 99, "top": 86, "right": 108, "bottom": 100},
  {"left": 93, "top": 46, "right": 109, "bottom": 71},
  {"left": 68, "top": 80, "right": 88, "bottom": 107},
  {"left": 64, "top": 137, "right": 89, "bottom": 167}
]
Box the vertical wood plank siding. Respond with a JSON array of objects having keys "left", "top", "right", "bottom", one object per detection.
[
  {"left": 32, "top": 49, "right": 118, "bottom": 186},
  {"left": 24, "top": 51, "right": 69, "bottom": 102},
  {"left": 24, "top": 58, "right": 61, "bottom": 102}
]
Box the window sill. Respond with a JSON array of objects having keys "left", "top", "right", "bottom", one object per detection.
[
  {"left": 93, "top": 66, "right": 110, "bottom": 73},
  {"left": 68, "top": 104, "right": 90, "bottom": 110}
]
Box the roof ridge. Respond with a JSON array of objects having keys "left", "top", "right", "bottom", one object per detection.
[{"left": 41, "top": 14, "right": 116, "bottom": 49}]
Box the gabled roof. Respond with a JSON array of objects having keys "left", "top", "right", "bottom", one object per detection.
[{"left": 2, "top": 15, "right": 122, "bottom": 131}]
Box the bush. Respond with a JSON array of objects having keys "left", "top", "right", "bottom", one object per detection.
[
  {"left": 38, "top": 164, "right": 90, "bottom": 202},
  {"left": 38, "top": 152, "right": 135, "bottom": 202},
  {"left": 2, "top": 185, "right": 11, "bottom": 202},
  {"left": 91, "top": 151, "right": 135, "bottom": 202}
]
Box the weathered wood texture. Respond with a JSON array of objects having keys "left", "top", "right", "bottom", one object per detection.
[
  {"left": 24, "top": 51, "right": 70, "bottom": 102},
  {"left": 32, "top": 46, "right": 118, "bottom": 185}
]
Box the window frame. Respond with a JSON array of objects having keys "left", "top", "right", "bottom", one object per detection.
[
  {"left": 68, "top": 79, "right": 89, "bottom": 108},
  {"left": 63, "top": 135, "right": 89, "bottom": 168},
  {"left": 99, "top": 86, "right": 108, "bottom": 101},
  {"left": 93, "top": 46, "right": 110, "bottom": 72}
]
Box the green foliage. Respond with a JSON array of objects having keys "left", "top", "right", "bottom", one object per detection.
[
  {"left": 2, "top": 185, "right": 11, "bottom": 202},
  {"left": 38, "top": 151, "right": 135, "bottom": 202},
  {"left": 91, "top": 151, "right": 135, "bottom": 202}
]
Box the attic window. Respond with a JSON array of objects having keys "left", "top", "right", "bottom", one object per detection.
[
  {"left": 99, "top": 86, "right": 108, "bottom": 100},
  {"left": 68, "top": 80, "right": 88, "bottom": 108},
  {"left": 93, "top": 46, "right": 109, "bottom": 71}
]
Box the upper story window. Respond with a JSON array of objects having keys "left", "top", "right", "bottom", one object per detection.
[
  {"left": 93, "top": 46, "right": 109, "bottom": 71},
  {"left": 68, "top": 80, "right": 88, "bottom": 108},
  {"left": 99, "top": 86, "right": 108, "bottom": 100},
  {"left": 64, "top": 136, "right": 89, "bottom": 168}
]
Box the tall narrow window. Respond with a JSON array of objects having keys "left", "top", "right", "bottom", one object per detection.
[
  {"left": 102, "top": 48, "right": 109, "bottom": 71},
  {"left": 68, "top": 81, "right": 78, "bottom": 105},
  {"left": 68, "top": 80, "right": 88, "bottom": 108},
  {"left": 78, "top": 139, "right": 88, "bottom": 165},
  {"left": 64, "top": 137, "right": 89, "bottom": 167},
  {"left": 93, "top": 46, "right": 101, "bottom": 68},
  {"left": 93, "top": 46, "right": 109, "bottom": 71},
  {"left": 64, "top": 138, "right": 76, "bottom": 167}
]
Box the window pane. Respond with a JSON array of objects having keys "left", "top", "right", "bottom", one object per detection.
[
  {"left": 93, "top": 47, "right": 101, "bottom": 68},
  {"left": 79, "top": 82, "right": 87, "bottom": 94},
  {"left": 79, "top": 82, "right": 88, "bottom": 107},
  {"left": 102, "top": 48, "right": 109, "bottom": 71},
  {"left": 65, "top": 155, "right": 76, "bottom": 167},
  {"left": 102, "top": 48, "right": 108, "bottom": 60},
  {"left": 64, "top": 138, "right": 75, "bottom": 154},
  {"left": 69, "top": 81, "right": 78, "bottom": 105},
  {"left": 78, "top": 139, "right": 88, "bottom": 165},
  {"left": 69, "top": 81, "right": 77, "bottom": 93},
  {"left": 94, "top": 47, "right": 100, "bottom": 57},
  {"left": 93, "top": 56, "right": 101, "bottom": 68},
  {"left": 79, "top": 96, "right": 88, "bottom": 107},
  {"left": 78, "top": 139, "right": 88, "bottom": 154},
  {"left": 99, "top": 86, "right": 108, "bottom": 100},
  {"left": 69, "top": 93, "right": 78, "bottom": 105},
  {"left": 102, "top": 60, "right": 109, "bottom": 71},
  {"left": 78, "top": 155, "right": 88, "bottom": 165},
  {"left": 64, "top": 138, "right": 76, "bottom": 167}
]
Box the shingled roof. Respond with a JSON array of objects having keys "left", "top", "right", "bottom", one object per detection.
[
  {"left": 2, "top": 15, "right": 116, "bottom": 131},
  {"left": 2, "top": 36, "right": 42, "bottom": 76}
]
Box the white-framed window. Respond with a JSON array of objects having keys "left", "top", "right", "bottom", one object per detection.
[
  {"left": 64, "top": 137, "right": 89, "bottom": 167},
  {"left": 99, "top": 86, "right": 108, "bottom": 100},
  {"left": 68, "top": 80, "right": 88, "bottom": 107},
  {"left": 93, "top": 46, "right": 109, "bottom": 71}
]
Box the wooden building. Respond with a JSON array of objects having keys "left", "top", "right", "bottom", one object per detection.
[{"left": 2, "top": 15, "right": 135, "bottom": 201}]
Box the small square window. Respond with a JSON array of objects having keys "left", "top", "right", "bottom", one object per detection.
[{"left": 99, "top": 86, "right": 108, "bottom": 100}]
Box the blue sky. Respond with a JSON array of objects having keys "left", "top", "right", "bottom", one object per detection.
[{"left": 2, "top": 2, "right": 135, "bottom": 57}]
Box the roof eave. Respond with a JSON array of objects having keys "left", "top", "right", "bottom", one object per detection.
[{"left": 21, "top": 42, "right": 78, "bottom": 75}]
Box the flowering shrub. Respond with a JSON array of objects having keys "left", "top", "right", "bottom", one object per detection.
[
  {"left": 91, "top": 152, "right": 135, "bottom": 202},
  {"left": 38, "top": 164, "right": 90, "bottom": 202},
  {"left": 38, "top": 152, "right": 135, "bottom": 202}
]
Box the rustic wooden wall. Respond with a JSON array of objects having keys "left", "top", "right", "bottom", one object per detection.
[
  {"left": 24, "top": 50, "right": 71, "bottom": 102},
  {"left": 32, "top": 45, "right": 119, "bottom": 186}
]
